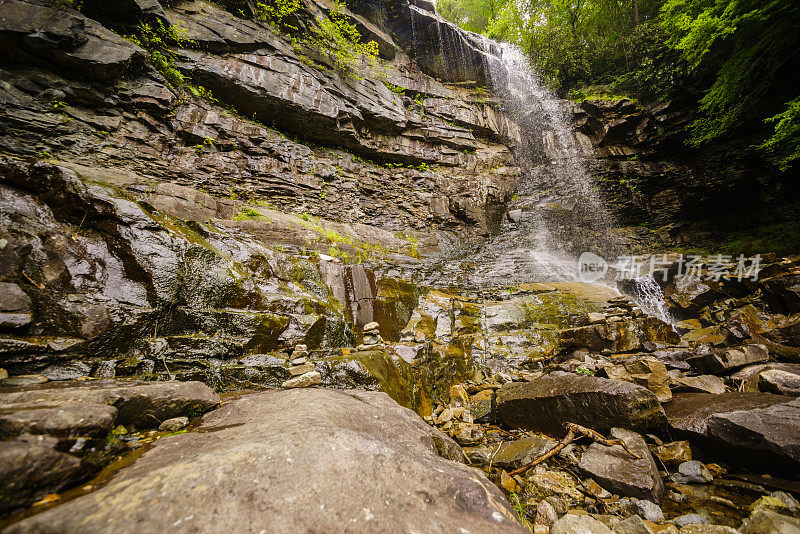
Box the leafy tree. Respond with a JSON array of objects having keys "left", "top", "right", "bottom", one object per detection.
[{"left": 661, "top": 0, "right": 800, "bottom": 167}]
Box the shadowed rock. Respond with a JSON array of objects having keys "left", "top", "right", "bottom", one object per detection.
[{"left": 666, "top": 392, "right": 800, "bottom": 475}]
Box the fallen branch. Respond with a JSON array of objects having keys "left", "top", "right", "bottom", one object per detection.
[{"left": 509, "top": 422, "right": 640, "bottom": 476}]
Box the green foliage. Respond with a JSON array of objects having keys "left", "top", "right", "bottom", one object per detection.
[
  {"left": 126, "top": 20, "right": 194, "bottom": 88},
  {"left": 661, "top": 0, "right": 800, "bottom": 151},
  {"left": 508, "top": 493, "right": 532, "bottom": 531},
  {"left": 306, "top": 0, "right": 381, "bottom": 78},
  {"left": 234, "top": 207, "right": 267, "bottom": 221},
  {"left": 760, "top": 97, "right": 800, "bottom": 171},
  {"left": 254, "top": 0, "right": 302, "bottom": 31}
]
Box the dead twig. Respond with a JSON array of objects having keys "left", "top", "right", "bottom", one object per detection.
[{"left": 509, "top": 422, "right": 641, "bottom": 476}]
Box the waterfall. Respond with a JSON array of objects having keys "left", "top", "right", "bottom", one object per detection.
[
  {"left": 428, "top": 42, "right": 616, "bottom": 288},
  {"left": 629, "top": 274, "right": 675, "bottom": 324}
]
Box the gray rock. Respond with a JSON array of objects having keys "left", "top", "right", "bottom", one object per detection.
[
  {"left": 281, "top": 370, "right": 322, "bottom": 389},
  {"left": 6, "top": 389, "right": 526, "bottom": 533},
  {"left": 671, "top": 374, "right": 727, "bottom": 394},
  {"left": 739, "top": 508, "right": 800, "bottom": 534},
  {"left": 679, "top": 526, "right": 737, "bottom": 533},
  {"left": 534, "top": 500, "right": 558, "bottom": 526},
  {"left": 0, "top": 441, "right": 84, "bottom": 514},
  {"left": 672, "top": 513, "right": 712, "bottom": 526},
  {"left": 40, "top": 361, "right": 92, "bottom": 381},
  {"left": 497, "top": 373, "right": 667, "bottom": 434},
  {"left": 489, "top": 435, "right": 556, "bottom": 469},
  {"left": 551, "top": 514, "right": 614, "bottom": 534},
  {"left": 672, "top": 461, "right": 713, "bottom": 484},
  {"left": 666, "top": 393, "right": 800, "bottom": 474},
  {"left": 578, "top": 428, "right": 664, "bottom": 503},
  {"left": 158, "top": 417, "right": 189, "bottom": 432},
  {"left": 0, "top": 282, "right": 32, "bottom": 328},
  {"left": 635, "top": 499, "right": 664, "bottom": 522},
  {"left": 0, "top": 402, "right": 116, "bottom": 439},
  {"left": 0, "top": 379, "right": 219, "bottom": 430}
]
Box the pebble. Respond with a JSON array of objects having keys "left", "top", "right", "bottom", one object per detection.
[
  {"left": 672, "top": 514, "right": 712, "bottom": 527},
  {"left": 673, "top": 461, "right": 713, "bottom": 484}
]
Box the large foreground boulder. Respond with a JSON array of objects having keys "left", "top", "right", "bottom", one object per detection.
[
  {"left": 496, "top": 372, "right": 668, "bottom": 434},
  {"left": 666, "top": 392, "right": 800, "bottom": 475},
  {"left": 6, "top": 388, "right": 527, "bottom": 533}
]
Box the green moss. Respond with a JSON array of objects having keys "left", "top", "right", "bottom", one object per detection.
[{"left": 234, "top": 207, "right": 267, "bottom": 221}]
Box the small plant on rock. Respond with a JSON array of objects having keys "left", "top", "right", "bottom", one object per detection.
[{"left": 306, "top": 0, "right": 381, "bottom": 79}]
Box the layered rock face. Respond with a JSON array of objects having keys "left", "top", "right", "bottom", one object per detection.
[
  {"left": 571, "top": 98, "right": 800, "bottom": 251},
  {"left": 0, "top": 0, "right": 520, "bottom": 239}
]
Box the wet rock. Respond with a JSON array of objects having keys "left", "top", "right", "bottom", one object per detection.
[
  {"left": 534, "top": 500, "right": 558, "bottom": 527},
  {"left": 469, "top": 389, "right": 495, "bottom": 422},
  {"left": 738, "top": 508, "right": 800, "bottom": 534},
  {"left": 652, "top": 348, "right": 697, "bottom": 370},
  {"left": 551, "top": 514, "right": 613, "bottom": 534},
  {"left": 688, "top": 344, "right": 769, "bottom": 374},
  {"left": 757, "top": 369, "right": 800, "bottom": 395},
  {"left": 672, "top": 461, "right": 713, "bottom": 484},
  {"left": 0, "top": 441, "right": 85, "bottom": 514},
  {"left": 666, "top": 393, "right": 800, "bottom": 474},
  {"left": 6, "top": 389, "right": 526, "bottom": 533},
  {"left": 578, "top": 428, "right": 664, "bottom": 502},
  {"left": 281, "top": 370, "right": 322, "bottom": 389},
  {"left": 0, "top": 282, "right": 32, "bottom": 329},
  {"left": 652, "top": 441, "right": 692, "bottom": 467},
  {"left": 525, "top": 468, "right": 584, "bottom": 501},
  {"left": 158, "top": 417, "right": 189, "bottom": 432},
  {"left": 463, "top": 445, "right": 493, "bottom": 465},
  {"left": 497, "top": 372, "right": 667, "bottom": 434},
  {"left": 40, "top": 361, "right": 92, "bottom": 381},
  {"left": 559, "top": 317, "right": 680, "bottom": 353},
  {"left": 490, "top": 435, "right": 556, "bottom": 470},
  {"left": 665, "top": 278, "right": 722, "bottom": 316}
]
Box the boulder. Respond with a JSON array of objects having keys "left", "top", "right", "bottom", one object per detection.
[
  {"left": 496, "top": 373, "right": 668, "bottom": 434},
  {"left": 664, "top": 277, "right": 721, "bottom": 316},
  {"left": 489, "top": 435, "right": 556, "bottom": 470},
  {"left": 666, "top": 393, "right": 800, "bottom": 474},
  {"left": 578, "top": 428, "right": 664, "bottom": 502},
  {"left": 671, "top": 374, "right": 726, "bottom": 394},
  {"left": 758, "top": 369, "right": 800, "bottom": 395},
  {"left": 0, "top": 379, "right": 219, "bottom": 431},
  {"left": 6, "top": 389, "right": 526, "bottom": 533},
  {"left": 0, "top": 441, "right": 85, "bottom": 514},
  {"left": 559, "top": 317, "right": 680, "bottom": 353},
  {"left": 624, "top": 357, "right": 672, "bottom": 403},
  {"left": 687, "top": 344, "right": 769, "bottom": 374}
]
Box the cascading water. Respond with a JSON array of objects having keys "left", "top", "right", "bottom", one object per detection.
[{"left": 428, "top": 43, "right": 617, "bottom": 288}]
